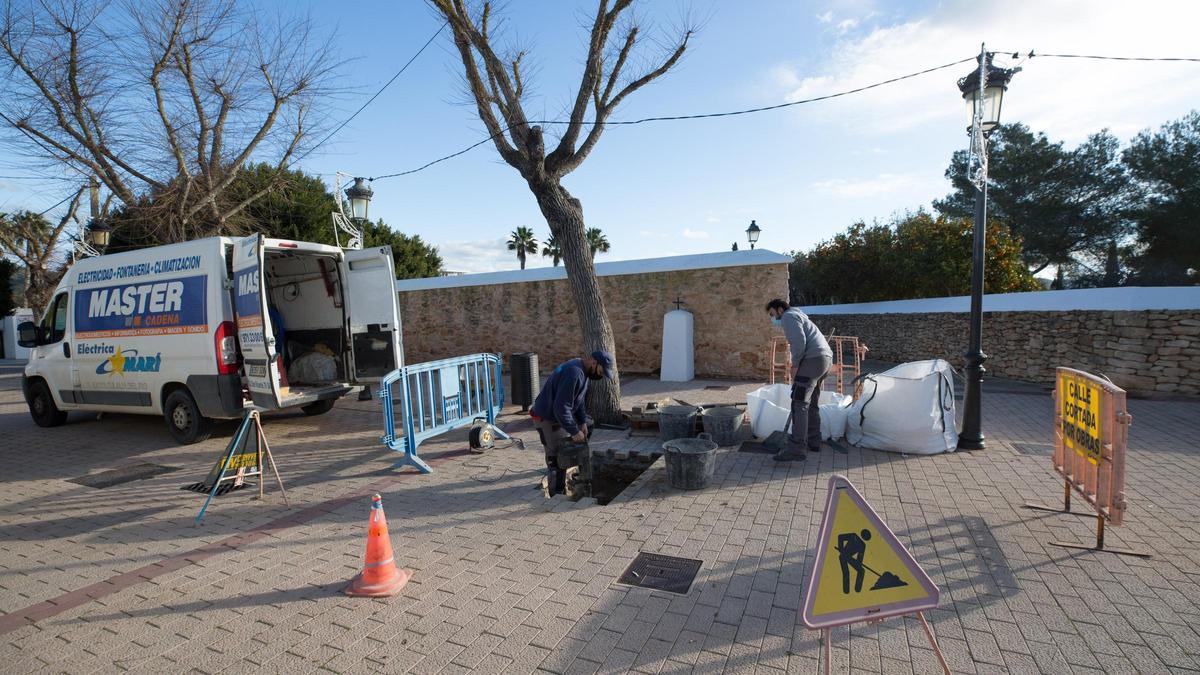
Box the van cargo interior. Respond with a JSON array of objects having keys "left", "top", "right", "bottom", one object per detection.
[{"left": 262, "top": 251, "right": 346, "bottom": 398}]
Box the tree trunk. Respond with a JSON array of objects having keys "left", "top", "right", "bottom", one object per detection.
[
  {"left": 23, "top": 265, "right": 54, "bottom": 316},
  {"left": 532, "top": 180, "right": 622, "bottom": 423}
]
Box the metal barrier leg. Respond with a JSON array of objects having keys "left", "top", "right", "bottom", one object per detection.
[
  {"left": 393, "top": 447, "right": 433, "bottom": 474},
  {"left": 1024, "top": 479, "right": 1091, "bottom": 516},
  {"left": 1048, "top": 513, "right": 1151, "bottom": 557}
]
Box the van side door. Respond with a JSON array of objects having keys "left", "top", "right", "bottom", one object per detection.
[
  {"left": 232, "top": 235, "right": 284, "bottom": 408},
  {"left": 341, "top": 246, "right": 404, "bottom": 383}
]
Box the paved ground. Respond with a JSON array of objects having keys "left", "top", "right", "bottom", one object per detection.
[{"left": 1, "top": 361, "right": 1199, "bottom": 673}]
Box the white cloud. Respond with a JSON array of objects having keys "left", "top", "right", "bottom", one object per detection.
[
  {"left": 835, "top": 18, "right": 859, "bottom": 34},
  {"left": 816, "top": 11, "right": 834, "bottom": 24},
  {"left": 681, "top": 228, "right": 711, "bottom": 240},
  {"left": 769, "top": 0, "right": 1200, "bottom": 141},
  {"left": 810, "top": 172, "right": 920, "bottom": 199},
  {"left": 437, "top": 237, "right": 553, "bottom": 274},
  {"left": 637, "top": 229, "right": 669, "bottom": 239}
]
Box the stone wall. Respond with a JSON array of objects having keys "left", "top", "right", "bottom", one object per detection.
[
  {"left": 806, "top": 310, "right": 1200, "bottom": 397},
  {"left": 398, "top": 261, "right": 790, "bottom": 379}
]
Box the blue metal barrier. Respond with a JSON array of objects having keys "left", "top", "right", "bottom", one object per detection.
[{"left": 380, "top": 353, "right": 507, "bottom": 473}]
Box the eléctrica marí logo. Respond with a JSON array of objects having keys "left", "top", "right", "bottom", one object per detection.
[{"left": 96, "top": 347, "right": 163, "bottom": 376}]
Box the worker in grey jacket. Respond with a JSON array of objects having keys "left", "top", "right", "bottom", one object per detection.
[{"left": 766, "top": 299, "right": 833, "bottom": 461}]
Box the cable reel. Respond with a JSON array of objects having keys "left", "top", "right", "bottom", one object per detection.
[{"left": 468, "top": 420, "right": 495, "bottom": 453}]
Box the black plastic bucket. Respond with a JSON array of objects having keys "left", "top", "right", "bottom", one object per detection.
[
  {"left": 663, "top": 433, "right": 717, "bottom": 490},
  {"left": 658, "top": 405, "right": 698, "bottom": 442},
  {"left": 701, "top": 406, "right": 743, "bottom": 446}
]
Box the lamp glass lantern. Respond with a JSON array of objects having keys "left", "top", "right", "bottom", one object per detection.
[
  {"left": 86, "top": 219, "right": 111, "bottom": 249},
  {"left": 746, "top": 220, "right": 761, "bottom": 249},
  {"left": 344, "top": 177, "right": 374, "bottom": 222},
  {"left": 957, "top": 54, "right": 1016, "bottom": 135}
]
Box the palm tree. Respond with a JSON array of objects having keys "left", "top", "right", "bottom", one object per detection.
[
  {"left": 506, "top": 226, "right": 539, "bottom": 269},
  {"left": 585, "top": 227, "right": 610, "bottom": 260},
  {"left": 542, "top": 233, "right": 562, "bottom": 266}
]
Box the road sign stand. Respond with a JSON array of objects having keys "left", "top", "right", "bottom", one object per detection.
[
  {"left": 822, "top": 628, "right": 831, "bottom": 675},
  {"left": 916, "top": 612, "right": 951, "bottom": 674},
  {"left": 193, "top": 409, "right": 289, "bottom": 524},
  {"left": 819, "top": 612, "right": 948, "bottom": 675}
]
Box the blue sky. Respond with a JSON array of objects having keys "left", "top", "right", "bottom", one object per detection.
[{"left": 2, "top": 0, "right": 1198, "bottom": 274}]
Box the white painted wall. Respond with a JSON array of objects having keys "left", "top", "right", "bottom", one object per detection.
[
  {"left": 802, "top": 287, "right": 1200, "bottom": 315},
  {"left": 1, "top": 308, "right": 36, "bottom": 361}
]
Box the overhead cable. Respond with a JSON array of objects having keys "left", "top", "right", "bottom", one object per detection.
[{"left": 370, "top": 55, "right": 980, "bottom": 180}]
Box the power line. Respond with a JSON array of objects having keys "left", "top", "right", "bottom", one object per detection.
[
  {"left": 293, "top": 20, "right": 448, "bottom": 166},
  {"left": 371, "top": 55, "right": 979, "bottom": 180},
  {"left": 1031, "top": 52, "right": 1200, "bottom": 63},
  {"left": 37, "top": 192, "right": 76, "bottom": 216}
]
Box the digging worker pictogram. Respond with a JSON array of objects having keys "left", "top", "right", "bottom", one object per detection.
[
  {"left": 838, "top": 529, "right": 872, "bottom": 594},
  {"left": 835, "top": 526, "right": 910, "bottom": 595},
  {"left": 530, "top": 350, "right": 615, "bottom": 496}
]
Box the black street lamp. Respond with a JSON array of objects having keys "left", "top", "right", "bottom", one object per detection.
[
  {"left": 746, "top": 220, "right": 761, "bottom": 250},
  {"left": 955, "top": 45, "right": 1017, "bottom": 451},
  {"left": 344, "top": 177, "right": 374, "bottom": 223},
  {"left": 86, "top": 219, "right": 111, "bottom": 251},
  {"left": 73, "top": 218, "right": 111, "bottom": 259}
]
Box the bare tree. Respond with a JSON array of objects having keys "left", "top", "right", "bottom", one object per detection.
[
  {"left": 0, "top": 0, "right": 340, "bottom": 244},
  {"left": 429, "top": 0, "right": 692, "bottom": 421},
  {"left": 0, "top": 189, "right": 85, "bottom": 314}
]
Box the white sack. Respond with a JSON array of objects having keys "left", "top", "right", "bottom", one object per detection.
[
  {"left": 747, "top": 384, "right": 791, "bottom": 438},
  {"left": 819, "top": 392, "right": 852, "bottom": 440},
  {"left": 288, "top": 351, "right": 338, "bottom": 384},
  {"left": 846, "top": 359, "right": 958, "bottom": 454},
  {"left": 747, "top": 385, "right": 852, "bottom": 440}
]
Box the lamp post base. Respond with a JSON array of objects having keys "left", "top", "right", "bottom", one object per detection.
[
  {"left": 957, "top": 435, "right": 986, "bottom": 451},
  {"left": 958, "top": 353, "right": 987, "bottom": 450}
]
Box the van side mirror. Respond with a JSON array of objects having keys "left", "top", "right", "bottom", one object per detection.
[{"left": 16, "top": 321, "right": 39, "bottom": 348}]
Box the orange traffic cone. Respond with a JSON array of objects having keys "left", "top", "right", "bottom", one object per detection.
[{"left": 345, "top": 494, "right": 411, "bottom": 597}]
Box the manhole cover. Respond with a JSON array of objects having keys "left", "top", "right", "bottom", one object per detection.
[
  {"left": 1013, "top": 442, "right": 1053, "bottom": 456},
  {"left": 704, "top": 385, "right": 731, "bottom": 391},
  {"left": 617, "top": 552, "right": 702, "bottom": 594},
  {"left": 68, "top": 463, "right": 179, "bottom": 489}
]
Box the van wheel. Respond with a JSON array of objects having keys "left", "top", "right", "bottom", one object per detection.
[
  {"left": 28, "top": 381, "right": 68, "bottom": 427},
  {"left": 302, "top": 399, "right": 336, "bottom": 416},
  {"left": 165, "top": 388, "right": 212, "bottom": 444}
]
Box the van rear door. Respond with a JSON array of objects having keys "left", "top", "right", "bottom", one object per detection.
[
  {"left": 341, "top": 246, "right": 403, "bottom": 382},
  {"left": 232, "top": 234, "right": 283, "bottom": 408}
]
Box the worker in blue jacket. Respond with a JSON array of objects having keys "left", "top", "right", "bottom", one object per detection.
[{"left": 530, "top": 350, "right": 615, "bottom": 496}]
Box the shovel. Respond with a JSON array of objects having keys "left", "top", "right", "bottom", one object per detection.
[{"left": 762, "top": 383, "right": 797, "bottom": 451}]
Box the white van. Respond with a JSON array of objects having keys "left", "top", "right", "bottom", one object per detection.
[{"left": 18, "top": 234, "right": 403, "bottom": 443}]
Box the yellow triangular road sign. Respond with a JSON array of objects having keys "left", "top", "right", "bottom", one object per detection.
[{"left": 802, "top": 474, "right": 939, "bottom": 629}]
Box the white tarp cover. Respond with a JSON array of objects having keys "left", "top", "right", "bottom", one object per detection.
[
  {"left": 746, "top": 384, "right": 851, "bottom": 441},
  {"left": 846, "top": 359, "right": 958, "bottom": 454}
]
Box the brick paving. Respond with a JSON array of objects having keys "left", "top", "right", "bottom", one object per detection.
[{"left": 1, "top": 361, "right": 1199, "bottom": 673}]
